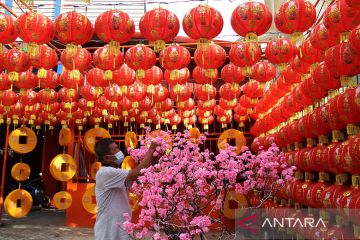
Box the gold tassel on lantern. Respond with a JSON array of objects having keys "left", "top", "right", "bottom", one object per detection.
[
  {"left": 153, "top": 40, "right": 166, "bottom": 53},
  {"left": 197, "top": 38, "right": 210, "bottom": 49},
  {"left": 340, "top": 76, "right": 356, "bottom": 88},
  {"left": 9, "top": 72, "right": 19, "bottom": 82},
  {"left": 66, "top": 43, "right": 78, "bottom": 56},
  {"left": 109, "top": 40, "right": 120, "bottom": 54},
  {"left": 136, "top": 69, "right": 145, "bottom": 80},
  {"left": 245, "top": 32, "right": 258, "bottom": 43},
  {"left": 205, "top": 69, "right": 216, "bottom": 78},
  {"left": 27, "top": 43, "right": 40, "bottom": 59},
  {"left": 37, "top": 68, "right": 47, "bottom": 79},
  {"left": 104, "top": 70, "right": 113, "bottom": 81},
  {"left": 170, "top": 69, "right": 180, "bottom": 81}
]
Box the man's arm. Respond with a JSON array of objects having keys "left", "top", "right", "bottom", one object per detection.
[{"left": 125, "top": 142, "right": 159, "bottom": 182}]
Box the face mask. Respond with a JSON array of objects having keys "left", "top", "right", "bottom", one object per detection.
[{"left": 114, "top": 150, "right": 124, "bottom": 166}]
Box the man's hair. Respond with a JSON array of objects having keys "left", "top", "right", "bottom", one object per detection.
[{"left": 94, "top": 138, "right": 115, "bottom": 162}]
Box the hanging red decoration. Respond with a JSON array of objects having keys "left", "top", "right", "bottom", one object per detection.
[
  {"left": 125, "top": 44, "right": 156, "bottom": 79},
  {"left": 80, "top": 84, "right": 101, "bottom": 105},
  {"left": 290, "top": 55, "right": 310, "bottom": 75},
  {"left": 177, "top": 98, "right": 195, "bottom": 111},
  {"left": 60, "top": 70, "right": 84, "bottom": 89},
  {"left": 324, "top": 0, "right": 360, "bottom": 40},
  {"left": 139, "top": 96, "right": 154, "bottom": 112},
  {"left": 0, "top": 13, "right": 17, "bottom": 49},
  {"left": 30, "top": 45, "right": 58, "bottom": 78},
  {"left": 159, "top": 45, "right": 191, "bottom": 70},
  {"left": 39, "top": 70, "right": 59, "bottom": 89},
  {"left": 197, "top": 99, "right": 216, "bottom": 111},
  {"left": 112, "top": 64, "right": 136, "bottom": 86},
  {"left": 220, "top": 63, "right": 245, "bottom": 84},
  {"left": 194, "top": 43, "right": 226, "bottom": 69},
  {"left": 349, "top": 24, "right": 360, "bottom": 53},
  {"left": 251, "top": 61, "right": 276, "bottom": 83},
  {"left": 58, "top": 88, "right": 79, "bottom": 102},
  {"left": 169, "top": 84, "right": 191, "bottom": 102},
  {"left": 243, "top": 81, "right": 264, "bottom": 99},
  {"left": 95, "top": 10, "right": 135, "bottom": 52},
  {"left": 265, "top": 37, "right": 296, "bottom": 66},
  {"left": 139, "top": 7, "right": 180, "bottom": 52},
  {"left": 300, "top": 76, "right": 327, "bottom": 102},
  {"left": 155, "top": 98, "right": 174, "bottom": 112},
  {"left": 313, "top": 62, "right": 341, "bottom": 91},
  {"left": 37, "top": 89, "right": 58, "bottom": 105},
  {"left": 219, "top": 98, "right": 238, "bottom": 110},
  {"left": 93, "top": 46, "right": 124, "bottom": 76},
  {"left": 3, "top": 48, "right": 30, "bottom": 81},
  {"left": 297, "top": 39, "right": 324, "bottom": 65},
  {"left": 336, "top": 88, "right": 360, "bottom": 125},
  {"left": 164, "top": 67, "right": 190, "bottom": 85},
  {"left": 60, "top": 47, "right": 91, "bottom": 72},
  {"left": 310, "top": 23, "right": 340, "bottom": 52},
  {"left": 275, "top": 0, "right": 316, "bottom": 39},
  {"left": 126, "top": 82, "right": 147, "bottom": 103},
  {"left": 14, "top": 70, "right": 38, "bottom": 90},
  {"left": 0, "top": 72, "right": 10, "bottom": 91},
  {"left": 141, "top": 66, "right": 163, "bottom": 86},
  {"left": 0, "top": 89, "right": 18, "bottom": 106},
  {"left": 15, "top": 12, "right": 55, "bottom": 57},
  {"left": 231, "top": 1, "right": 272, "bottom": 42},
  {"left": 152, "top": 84, "right": 169, "bottom": 103},
  {"left": 282, "top": 65, "right": 301, "bottom": 84},
  {"left": 194, "top": 84, "right": 216, "bottom": 101},
  {"left": 192, "top": 66, "right": 218, "bottom": 84},
  {"left": 182, "top": 4, "right": 223, "bottom": 46},
  {"left": 86, "top": 68, "right": 108, "bottom": 88},
  {"left": 229, "top": 41, "right": 261, "bottom": 76},
  {"left": 54, "top": 11, "right": 94, "bottom": 54},
  {"left": 219, "top": 83, "right": 241, "bottom": 100},
  {"left": 239, "top": 94, "right": 258, "bottom": 109}
]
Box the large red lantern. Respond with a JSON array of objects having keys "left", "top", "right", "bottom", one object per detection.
[
  {"left": 3, "top": 48, "right": 30, "bottom": 81},
  {"left": 30, "top": 45, "right": 58, "bottom": 78},
  {"left": 300, "top": 76, "right": 327, "bottom": 102},
  {"left": 94, "top": 10, "right": 135, "bottom": 51},
  {"left": 265, "top": 37, "right": 296, "bottom": 66},
  {"left": 194, "top": 43, "right": 226, "bottom": 69},
  {"left": 152, "top": 85, "right": 169, "bottom": 103},
  {"left": 126, "top": 82, "right": 147, "bottom": 103},
  {"left": 349, "top": 24, "right": 360, "bottom": 53},
  {"left": 142, "top": 66, "right": 163, "bottom": 86},
  {"left": 341, "top": 135, "right": 360, "bottom": 174},
  {"left": 324, "top": 0, "right": 360, "bottom": 39},
  {"left": 313, "top": 62, "right": 340, "bottom": 91},
  {"left": 54, "top": 11, "right": 94, "bottom": 53},
  {"left": 125, "top": 44, "right": 156, "bottom": 79},
  {"left": 80, "top": 84, "right": 101, "bottom": 104},
  {"left": 139, "top": 8, "right": 180, "bottom": 52},
  {"left": 37, "top": 89, "right": 58, "bottom": 105},
  {"left": 194, "top": 84, "right": 216, "bottom": 101},
  {"left": 310, "top": 23, "right": 340, "bottom": 52},
  {"left": 0, "top": 13, "right": 17, "bottom": 48},
  {"left": 60, "top": 70, "right": 84, "bottom": 89},
  {"left": 251, "top": 61, "right": 276, "bottom": 83},
  {"left": 220, "top": 63, "right": 245, "bottom": 84},
  {"left": 86, "top": 68, "right": 108, "bottom": 88},
  {"left": 219, "top": 98, "right": 237, "bottom": 110},
  {"left": 290, "top": 55, "right": 310, "bottom": 75},
  {"left": 275, "top": 0, "right": 316, "bottom": 38},
  {"left": 169, "top": 84, "right": 191, "bottom": 102},
  {"left": 164, "top": 68, "right": 190, "bottom": 85},
  {"left": 182, "top": 4, "right": 223, "bottom": 45},
  {"left": 60, "top": 47, "right": 91, "bottom": 72},
  {"left": 93, "top": 46, "right": 124, "bottom": 72},
  {"left": 281, "top": 65, "right": 301, "bottom": 84},
  {"left": 336, "top": 88, "right": 360, "bottom": 124},
  {"left": 0, "top": 72, "right": 10, "bottom": 91},
  {"left": 197, "top": 99, "right": 216, "bottom": 111},
  {"left": 231, "top": 1, "right": 272, "bottom": 41},
  {"left": 14, "top": 70, "right": 38, "bottom": 90},
  {"left": 192, "top": 66, "right": 218, "bottom": 84},
  {"left": 39, "top": 70, "right": 59, "bottom": 89},
  {"left": 159, "top": 45, "right": 191, "bottom": 71},
  {"left": 112, "top": 64, "right": 135, "bottom": 86},
  {"left": 298, "top": 39, "right": 323, "bottom": 65},
  {"left": 229, "top": 41, "right": 261, "bottom": 76},
  {"left": 242, "top": 81, "right": 264, "bottom": 99},
  {"left": 58, "top": 88, "right": 79, "bottom": 102},
  {"left": 219, "top": 83, "right": 241, "bottom": 100},
  {"left": 0, "top": 89, "right": 18, "bottom": 106}
]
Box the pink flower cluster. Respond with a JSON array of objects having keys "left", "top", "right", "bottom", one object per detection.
[{"left": 125, "top": 129, "right": 295, "bottom": 239}]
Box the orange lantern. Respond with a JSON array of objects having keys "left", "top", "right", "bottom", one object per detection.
[
  {"left": 125, "top": 44, "right": 156, "bottom": 79},
  {"left": 0, "top": 13, "right": 18, "bottom": 49},
  {"left": 220, "top": 63, "right": 245, "bottom": 84},
  {"left": 60, "top": 47, "right": 91, "bottom": 72},
  {"left": 139, "top": 7, "right": 180, "bottom": 52},
  {"left": 182, "top": 4, "right": 223, "bottom": 46},
  {"left": 164, "top": 67, "right": 190, "bottom": 86},
  {"left": 54, "top": 11, "right": 94, "bottom": 54},
  {"left": 15, "top": 12, "right": 55, "bottom": 57},
  {"left": 95, "top": 10, "right": 135, "bottom": 52}
]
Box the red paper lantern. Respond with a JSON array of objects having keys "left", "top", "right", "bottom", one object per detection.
[
  {"left": 192, "top": 66, "right": 218, "bottom": 84},
  {"left": 60, "top": 70, "right": 84, "bottom": 89},
  {"left": 281, "top": 65, "right": 301, "bottom": 84},
  {"left": 141, "top": 66, "right": 163, "bottom": 86},
  {"left": 58, "top": 88, "right": 79, "bottom": 102},
  {"left": 0, "top": 13, "right": 18, "bottom": 45},
  {"left": 239, "top": 94, "right": 257, "bottom": 108},
  {"left": 231, "top": 2, "right": 272, "bottom": 41},
  {"left": 96, "top": 96, "right": 111, "bottom": 110},
  {"left": 14, "top": 70, "right": 38, "bottom": 89},
  {"left": 219, "top": 98, "right": 238, "bottom": 110},
  {"left": 321, "top": 183, "right": 349, "bottom": 208},
  {"left": 219, "top": 83, "right": 241, "bottom": 100},
  {"left": 155, "top": 98, "right": 174, "bottom": 112},
  {"left": 86, "top": 68, "right": 108, "bottom": 88},
  {"left": 94, "top": 10, "right": 135, "bottom": 49},
  {"left": 169, "top": 84, "right": 191, "bottom": 102},
  {"left": 341, "top": 135, "right": 360, "bottom": 174},
  {"left": 242, "top": 81, "right": 264, "bottom": 99},
  {"left": 197, "top": 99, "right": 216, "bottom": 111},
  {"left": 346, "top": 0, "right": 360, "bottom": 8},
  {"left": 290, "top": 55, "right": 310, "bottom": 75},
  {"left": 229, "top": 41, "right": 261, "bottom": 76},
  {"left": 306, "top": 180, "right": 331, "bottom": 208},
  {"left": 275, "top": 0, "right": 316, "bottom": 35},
  {"left": 293, "top": 85, "right": 313, "bottom": 107},
  {"left": 125, "top": 44, "right": 156, "bottom": 79},
  {"left": 93, "top": 46, "right": 124, "bottom": 72},
  {"left": 159, "top": 45, "right": 191, "bottom": 70},
  {"left": 182, "top": 4, "right": 223, "bottom": 43},
  {"left": 300, "top": 76, "right": 327, "bottom": 102},
  {"left": 313, "top": 62, "right": 341, "bottom": 91},
  {"left": 0, "top": 72, "right": 10, "bottom": 91},
  {"left": 324, "top": 0, "right": 360, "bottom": 35},
  {"left": 169, "top": 114, "right": 182, "bottom": 126},
  {"left": 265, "top": 37, "right": 297, "bottom": 65},
  {"left": 194, "top": 43, "right": 226, "bottom": 69},
  {"left": 164, "top": 67, "right": 190, "bottom": 85},
  {"left": 112, "top": 64, "right": 136, "bottom": 86},
  {"left": 309, "top": 144, "right": 328, "bottom": 172},
  {"left": 251, "top": 61, "right": 276, "bottom": 83},
  {"left": 310, "top": 23, "right": 340, "bottom": 52},
  {"left": 349, "top": 24, "right": 360, "bottom": 53},
  {"left": 221, "top": 63, "right": 245, "bottom": 84},
  {"left": 322, "top": 102, "right": 347, "bottom": 131},
  {"left": 138, "top": 97, "right": 153, "bottom": 112},
  {"left": 297, "top": 39, "right": 324, "bottom": 65},
  {"left": 126, "top": 82, "right": 147, "bottom": 103},
  {"left": 0, "top": 89, "right": 18, "bottom": 106},
  {"left": 139, "top": 7, "right": 180, "bottom": 52},
  {"left": 194, "top": 84, "right": 216, "bottom": 101},
  {"left": 54, "top": 11, "right": 94, "bottom": 51},
  {"left": 15, "top": 12, "right": 55, "bottom": 56},
  {"left": 104, "top": 85, "right": 123, "bottom": 102},
  {"left": 30, "top": 45, "right": 58, "bottom": 78},
  {"left": 336, "top": 88, "right": 360, "bottom": 124},
  {"left": 152, "top": 84, "right": 169, "bottom": 103},
  {"left": 80, "top": 84, "right": 101, "bottom": 103},
  {"left": 3, "top": 48, "right": 30, "bottom": 81},
  {"left": 177, "top": 98, "right": 195, "bottom": 111},
  {"left": 308, "top": 108, "right": 331, "bottom": 137},
  {"left": 60, "top": 47, "right": 91, "bottom": 72},
  {"left": 37, "top": 89, "right": 58, "bottom": 105}
]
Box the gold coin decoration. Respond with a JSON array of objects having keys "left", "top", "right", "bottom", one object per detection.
[
  {"left": 59, "top": 127, "right": 72, "bottom": 146},
  {"left": 218, "top": 129, "right": 246, "bottom": 155},
  {"left": 82, "top": 185, "right": 97, "bottom": 214},
  {"left": 84, "top": 128, "right": 111, "bottom": 155},
  {"left": 49, "top": 154, "right": 77, "bottom": 181},
  {"left": 9, "top": 127, "right": 37, "bottom": 154},
  {"left": 11, "top": 163, "right": 31, "bottom": 181},
  {"left": 53, "top": 191, "right": 72, "bottom": 210},
  {"left": 4, "top": 189, "right": 33, "bottom": 218}
]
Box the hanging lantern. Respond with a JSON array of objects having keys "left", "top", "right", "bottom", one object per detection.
[
  {"left": 152, "top": 84, "right": 169, "bottom": 103},
  {"left": 58, "top": 88, "right": 79, "bottom": 102},
  {"left": 86, "top": 68, "right": 108, "bottom": 88},
  {"left": 177, "top": 98, "right": 195, "bottom": 111},
  {"left": 219, "top": 98, "right": 238, "bottom": 110},
  {"left": 159, "top": 45, "right": 190, "bottom": 70},
  {"left": 80, "top": 84, "right": 101, "bottom": 107},
  {"left": 239, "top": 94, "right": 257, "bottom": 109},
  {"left": 313, "top": 62, "right": 341, "bottom": 91},
  {"left": 323, "top": 0, "right": 360, "bottom": 42},
  {"left": 139, "top": 7, "right": 180, "bottom": 52},
  {"left": 231, "top": 1, "right": 272, "bottom": 42},
  {"left": 103, "top": 85, "right": 123, "bottom": 103},
  {"left": 93, "top": 45, "right": 124, "bottom": 81},
  {"left": 30, "top": 45, "right": 58, "bottom": 78},
  {"left": 94, "top": 10, "right": 135, "bottom": 53},
  {"left": 229, "top": 41, "right": 261, "bottom": 76},
  {"left": 164, "top": 67, "right": 190, "bottom": 85},
  {"left": 126, "top": 82, "right": 147, "bottom": 103},
  {"left": 0, "top": 72, "right": 10, "bottom": 91},
  {"left": 169, "top": 84, "right": 191, "bottom": 102},
  {"left": 112, "top": 64, "right": 136, "bottom": 86},
  {"left": 182, "top": 4, "right": 223, "bottom": 47},
  {"left": 20, "top": 89, "right": 37, "bottom": 106},
  {"left": 290, "top": 55, "right": 310, "bottom": 75},
  {"left": 0, "top": 13, "right": 18, "bottom": 51},
  {"left": 275, "top": 0, "right": 316, "bottom": 41},
  {"left": 54, "top": 11, "right": 94, "bottom": 54},
  {"left": 251, "top": 61, "right": 276, "bottom": 83},
  {"left": 194, "top": 84, "right": 216, "bottom": 101},
  {"left": 282, "top": 65, "right": 302, "bottom": 84},
  {"left": 192, "top": 66, "right": 218, "bottom": 84},
  {"left": 15, "top": 12, "right": 55, "bottom": 58},
  {"left": 37, "top": 89, "right": 58, "bottom": 105},
  {"left": 4, "top": 48, "right": 30, "bottom": 81},
  {"left": 300, "top": 76, "right": 327, "bottom": 102},
  {"left": 194, "top": 43, "right": 226, "bottom": 76},
  {"left": 1, "top": 89, "right": 18, "bottom": 106},
  {"left": 60, "top": 47, "right": 91, "bottom": 72},
  {"left": 141, "top": 66, "right": 163, "bottom": 86},
  {"left": 138, "top": 96, "right": 154, "bottom": 112},
  {"left": 14, "top": 70, "right": 38, "bottom": 90},
  {"left": 155, "top": 98, "right": 174, "bottom": 112},
  {"left": 336, "top": 88, "right": 360, "bottom": 125},
  {"left": 349, "top": 24, "right": 360, "bottom": 53},
  {"left": 125, "top": 44, "right": 156, "bottom": 79},
  {"left": 60, "top": 70, "right": 84, "bottom": 89},
  {"left": 221, "top": 63, "right": 245, "bottom": 84},
  {"left": 310, "top": 23, "right": 340, "bottom": 52},
  {"left": 265, "top": 37, "right": 296, "bottom": 68},
  {"left": 242, "top": 81, "right": 264, "bottom": 99},
  {"left": 298, "top": 39, "right": 324, "bottom": 66},
  {"left": 219, "top": 83, "right": 241, "bottom": 100},
  {"left": 197, "top": 99, "right": 216, "bottom": 111}
]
